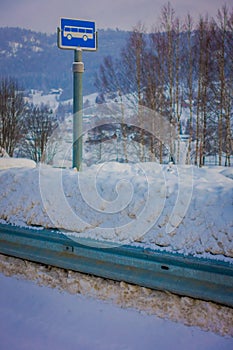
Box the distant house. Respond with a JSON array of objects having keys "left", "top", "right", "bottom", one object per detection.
[{"left": 49, "top": 88, "right": 63, "bottom": 95}]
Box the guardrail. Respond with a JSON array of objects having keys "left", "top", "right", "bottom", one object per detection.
[{"left": 0, "top": 223, "right": 232, "bottom": 307}]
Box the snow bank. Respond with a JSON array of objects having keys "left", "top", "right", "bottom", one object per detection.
[
  {"left": 0, "top": 161, "right": 232, "bottom": 260},
  {"left": 0, "top": 157, "right": 36, "bottom": 169}
]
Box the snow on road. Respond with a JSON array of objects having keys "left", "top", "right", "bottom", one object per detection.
[{"left": 0, "top": 259, "right": 232, "bottom": 350}]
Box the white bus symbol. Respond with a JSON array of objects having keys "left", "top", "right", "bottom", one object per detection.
[{"left": 63, "top": 25, "right": 94, "bottom": 41}]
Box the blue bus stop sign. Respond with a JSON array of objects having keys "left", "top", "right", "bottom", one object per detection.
[{"left": 59, "top": 18, "right": 97, "bottom": 51}]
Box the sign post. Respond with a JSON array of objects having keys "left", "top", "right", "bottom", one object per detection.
[
  {"left": 73, "top": 49, "right": 84, "bottom": 170},
  {"left": 57, "top": 18, "right": 97, "bottom": 170}
]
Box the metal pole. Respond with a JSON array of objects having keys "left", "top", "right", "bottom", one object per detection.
[{"left": 73, "top": 49, "right": 84, "bottom": 170}]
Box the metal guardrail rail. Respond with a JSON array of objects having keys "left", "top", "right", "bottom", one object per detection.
[{"left": 0, "top": 223, "right": 233, "bottom": 307}]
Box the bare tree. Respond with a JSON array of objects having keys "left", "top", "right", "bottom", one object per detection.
[
  {"left": 0, "top": 77, "right": 25, "bottom": 156},
  {"left": 215, "top": 5, "right": 233, "bottom": 166},
  {"left": 124, "top": 23, "right": 147, "bottom": 160},
  {"left": 20, "top": 103, "right": 58, "bottom": 163},
  {"left": 159, "top": 3, "right": 181, "bottom": 163},
  {"left": 194, "top": 16, "right": 213, "bottom": 166},
  {"left": 159, "top": 3, "right": 176, "bottom": 121},
  {"left": 183, "top": 13, "right": 195, "bottom": 164}
]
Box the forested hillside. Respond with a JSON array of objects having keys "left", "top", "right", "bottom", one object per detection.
[{"left": 0, "top": 27, "right": 128, "bottom": 99}]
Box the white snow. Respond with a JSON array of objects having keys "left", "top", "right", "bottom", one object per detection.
[
  {"left": 8, "top": 41, "right": 23, "bottom": 54},
  {"left": 0, "top": 157, "right": 36, "bottom": 169},
  {"left": 0, "top": 158, "right": 232, "bottom": 260},
  {"left": 29, "top": 90, "right": 60, "bottom": 110}
]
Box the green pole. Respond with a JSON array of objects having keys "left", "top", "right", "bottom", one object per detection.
[{"left": 73, "top": 49, "right": 84, "bottom": 170}]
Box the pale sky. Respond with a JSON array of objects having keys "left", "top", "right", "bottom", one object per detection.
[{"left": 0, "top": 0, "right": 232, "bottom": 33}]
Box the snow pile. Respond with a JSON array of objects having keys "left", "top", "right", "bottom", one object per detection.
[
  {"left": 0, "top": 157, "right": 36, "bottom": 169},
  {"left": 0, "top": 159, "right": 232, "bottom": 260}
]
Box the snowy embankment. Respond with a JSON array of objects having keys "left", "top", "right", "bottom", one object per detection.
[
  {"left": 0, "top": 157, "right": 36, "bottom": 169},
  {"left": 0, "top": 159, "right": 232, "bottom": 260}
]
